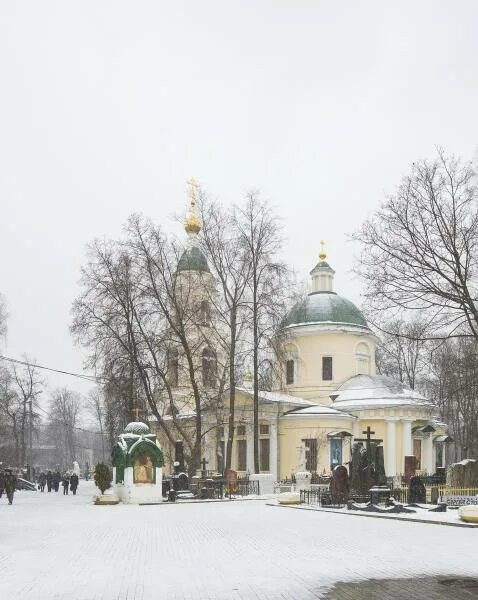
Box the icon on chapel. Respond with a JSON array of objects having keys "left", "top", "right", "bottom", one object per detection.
[{"left": 134, "top": 453, "right": 154, "bottom": 484}]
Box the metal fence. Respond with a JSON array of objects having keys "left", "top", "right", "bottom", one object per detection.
[{"left": 300, "top": 488, "right": 346, "bottom": 508}]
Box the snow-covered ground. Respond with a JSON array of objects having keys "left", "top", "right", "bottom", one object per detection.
[
  {"left": 1, "top": 481, "right": 477, "bottom": 600},
  {"left": 276, "top": 502, "right": 478, "bottom": 526}
]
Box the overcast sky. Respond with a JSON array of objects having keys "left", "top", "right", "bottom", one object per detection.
[{"left": 1, "top": 1, "right": 477, "bottom": 396}]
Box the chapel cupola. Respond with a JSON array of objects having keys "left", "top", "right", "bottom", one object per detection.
[
  {"left": 310, "top": 241, "right": 335, "bottom": 293},
  {"left": 184, "top": 177, "right": 201, "bottom": 236},
  {"left": 177, "top": 178, "right": 210, "bottom": 274}
]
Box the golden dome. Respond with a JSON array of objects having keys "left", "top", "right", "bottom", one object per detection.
[
  {"left": 185, "top": 178, "right": 201, "bottom": 234},
  {"left": 319, "top": 240, "right": 327, "bottom": 261}
]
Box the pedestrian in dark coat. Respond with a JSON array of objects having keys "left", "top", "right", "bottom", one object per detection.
[
  {"left": 53, "top": 471, "right": 61, "bottom": 492},
  {"left": 69, "top": 473, "right": 79, "bottom": 495},
  {"left": 0, "top": 470, "right": 5, "bottom": 498},
  {"left": 46, "top": 471, "right": 53, "bottom": 492},
  {"left": 38, "top": 472, "right": 46, "bottom": 492},
  {"left": 4, "top": 469, "right": 17, "bottom": 505},
  {"left": 62, "top": 473, "right": 70, "bottom": 495}
]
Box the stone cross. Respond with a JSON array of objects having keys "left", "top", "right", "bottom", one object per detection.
[{"left": 201, "top": 457, "right": 208, "bottom": 478}]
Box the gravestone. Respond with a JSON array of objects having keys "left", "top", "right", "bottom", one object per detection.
[
  {"left": 330, "top": 465, "right": 349, "bottom": 505},
  {"left": 225, "top": 469, "right": 237, "bottom": 496},
  {"left": 175, "top": 472, "right": 189, "bottom": 491},
  {"left": 112, "top": 421, "right": 164, "bottom": 504},
  {"left": 409, "top": 475, "right": 426, "bottom": 504},
  {"left": 174, "top": 440, "right": 185, "bottom": 473}
]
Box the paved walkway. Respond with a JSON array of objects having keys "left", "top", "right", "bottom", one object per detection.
[{"left": 1, "top": 482, "right": 477, "bottom": 599}]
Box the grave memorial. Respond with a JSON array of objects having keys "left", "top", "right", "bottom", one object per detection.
[{"left": 112, "top": 416, "right": 164, "bottom": 504}]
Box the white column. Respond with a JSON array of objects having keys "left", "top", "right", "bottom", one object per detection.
[
  {"left": 352, "top": 419, "right": 360, "bottom": 438},
  {"left": 386, "top": 419, "right": 397, "bottom": 476},
  {"left": 401, "top": 419, "right": 413, "bottom": 473},
  {"left": 423, "top": 433, "right": 434, "bottom": 474},
  {"left": 246, "top": 424, "right": 254, "bottom": 473},
  {"left": 270, "top": 421, "right": 278, "bottom": 481}
]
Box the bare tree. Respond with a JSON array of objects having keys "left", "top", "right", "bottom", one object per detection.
[
  {"left": 72, "top": 214, "right": 223, "bottom": 474},
  {"left": 47, "top": 388, "right": 82, "bottom": 469},
  {"left": 0, "top": 366, "right": 22, "bottom": 466},
  {"left": 11, "top": 358, "right": 43, "bottom": 467},
  {"left": 200, "top": 199, "right": 251, "bottom": 473},
  {"left": 374, "top": 317, "right": 431, "bottom": 390},
  {"left": 235, "top": 193, "right": 290, "bottom": 473},
  {"left": 424, "top": 337, "right": 478, "bottom": 460},
  {"left": 354, "top": 150, "right": 478, "bottom": 340},
  {"left": 85, "top": 387, "right": 107, "bottom": 461}
]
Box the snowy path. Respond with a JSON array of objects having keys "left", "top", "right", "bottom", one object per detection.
[{"left": 1, "top": 482, "right": 477, "bottom": 599}]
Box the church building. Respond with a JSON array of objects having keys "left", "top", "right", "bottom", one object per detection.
[{"left": 156, "top": 186, "right": 450, "bottom": 480}]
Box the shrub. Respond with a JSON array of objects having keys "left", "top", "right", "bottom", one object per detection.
[{"left": 94, "top": 463, "right": 112, "bottom": 495}]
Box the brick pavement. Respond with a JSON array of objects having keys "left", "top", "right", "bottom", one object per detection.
[{"left": 0, "top": 482, "right": 477, "bottom": 599}]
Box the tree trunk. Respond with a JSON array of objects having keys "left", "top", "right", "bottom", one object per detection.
[
  {"left": 225, "top": 312, "right": 236, "bottom": 473},
  {"left": 253, "top": 275, "right": 260, "bottom": 474}
]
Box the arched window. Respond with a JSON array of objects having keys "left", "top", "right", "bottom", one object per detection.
[
  {"left": 168, "top": 348, "right": 179, "bottom": 387},
  {"left": 202, "top": 347, "right": 217, "bottom": 388},
  {"left": 199, "top": 300, "right": 211, "bottom": 326},
  {"left": 355, "top": 342, "right": 371, "bottom": 375}
]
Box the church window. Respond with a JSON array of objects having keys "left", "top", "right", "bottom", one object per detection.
[
  {"left": 322, "top": 356, "right": 333, "bottom": 381},
  {"left": 198, "top": 300, "right": 211, "bottom": 326},
  {"left": 202, "top": 347, "right": 217, "bottom": 388},
  {"left": 302, "top": 438, "right": 317, "bottom": 472},
  {"left": 286, "top": 360, "right": 294, "bottom": 384},
  {"left": 168, "top": 348, "right": 179, "bottom": 387},
  {"left": 236, "top": 425, "right": 246, "bottom": 436},
  {"left": 355, "top": 342, "right": 371, "bottom": 375},
  {"left": 260, "top": 424, "right": 269, "bottom": 435},
  {"left": 260, "top": 438, "right": 270, "bottom": 472},
  {"left": 237, "top": 439, "right": 247, "bottom": 471}
]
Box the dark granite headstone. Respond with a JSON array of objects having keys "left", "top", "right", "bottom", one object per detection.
[
  {"left": 172, "top": 471, "right": 189, "bottom": 492},
  {"left": 175, "top": 440, "right": 185, "bottom": 472},
  {"left": 330, "top": 465, "right": 349, "bottom": 505},
  {"left": 409, "top": 475, "right": 426, "bottom": 504}
]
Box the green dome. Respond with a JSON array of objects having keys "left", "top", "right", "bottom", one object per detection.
[
  {"left": 177, "top": 246, "right": 210, "bottom": 273},
  {"left": 124, "top": 421, "right": 150, "bottom": 435},
  {"left": 282, "top": 291, "right": 369, "bottom": 329}
]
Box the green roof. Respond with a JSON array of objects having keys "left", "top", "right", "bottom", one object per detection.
[
  {"left": 282, "top": 291, "right": 369, "bottom": 329},
  {"left": 177, "top": 246, "right": 210, "bottom": 273}
]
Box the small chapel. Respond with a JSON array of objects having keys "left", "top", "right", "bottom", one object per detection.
[{"left": 154, "top": 183, "right": 450, "bottom": 481}]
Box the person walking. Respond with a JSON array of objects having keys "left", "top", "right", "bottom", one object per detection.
[
  {"left": 38, "top": 472, "right": 46, "bottom": 492},
  {"left": 69, "top": 472, "right": 79, "bottom": 496},
  {"left": 0, "top": 469, "right": 5, "bottom": 499},
  {"left": 46, "top": 470, "right": 53, "bottom": 492},
  {"left": 53, "top": 470, "right": 61, "bottom": 492},
  {"left": 62, "top": 473, "right": 70, "bottom": 495},
  {"left": 4, "top": 468, "right": 17, "bottom": 505}
]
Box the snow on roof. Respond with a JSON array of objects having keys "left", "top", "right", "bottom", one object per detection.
[
  {"left": 235, "top": 387, "right": 312, "bottom": 406},
  {"left": 331, "top": 374, "right": 433, "bottom": 409},
  {"left": 282, "top": 405, "right": 354, "bottom": 419}
]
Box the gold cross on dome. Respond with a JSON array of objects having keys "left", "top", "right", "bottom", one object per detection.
[
  {"left": 187, "top": 177, "right": 199, "bottom": 206},
  {"left": 132, "top": 407, "right": 141, "bottom": 421}
]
